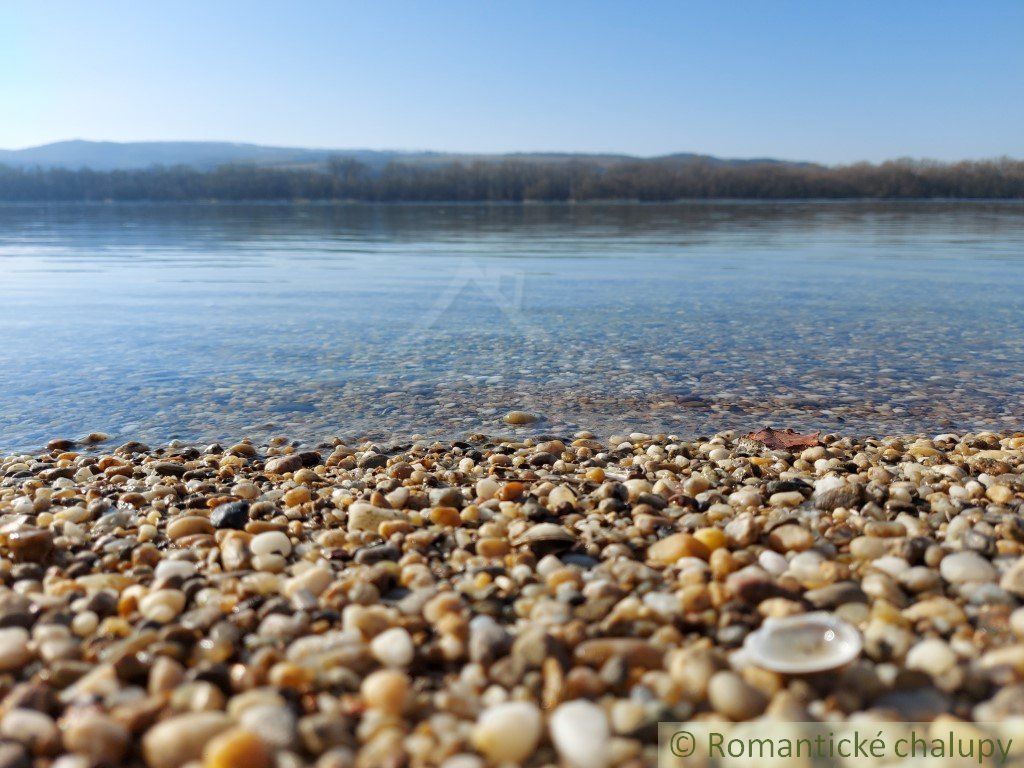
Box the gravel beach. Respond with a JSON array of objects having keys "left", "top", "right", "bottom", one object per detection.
[{"left": 3, "top": 426, "right": 1024, "bottom": 767}]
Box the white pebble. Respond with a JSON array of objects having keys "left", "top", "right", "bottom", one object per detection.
[
  {"left": 550, "top": 700, "right": 610, "bottom": 768},
  {"left": 371, "top": 627, "right": 416, "bottom": 668},
  {"left": 250, "top": 530, "right": 292, "bottom": 557},
  {"left": 0, "top": 627, "right": 32, "bottom": 671},
  {"left": 472, "top": 701, "right": 543, "bottom": 764}
]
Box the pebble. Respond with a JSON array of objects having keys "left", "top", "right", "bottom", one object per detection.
[
  {"left": 62, "top": 711, "right": 129, "bottom": 765},
  {"left": 648, "top": 532, "right": 708, "bottom": 565},
  {"left": 250, "top": 530, "right": 292, "bottom": 557},
  {"left": 370, "top": 627, "right": 415, "bottom": 668},
  {"left": 708, "top": 671, "right": 768, "bottom": 721},
  {"left": 140, "top": 589, "right": 187, "bottom": 623},
  {"left": 813, "top": 476, "right": 862, "bottom": 510},
  {"left": 203, "top": 728, "right": 272, "bottom": 768},
  {"left": 361, "top": 670, "right": 409, "bottom": 714},
  {"left": 346, "top": 502, "right": 401, "bottom": 532},
  {"left": 503, "top": 410, "right": 539, "bottom": 425},
  {"left": 472, "top": 702, "right": 543, "bottom": 764},
  {"left": 210, "top": 501, "right": 250, "bottom": 530},
  {"left": 0, "top": 628, "right": 32, "bottom": 671},
  {"left": 0, "top": 709, "right": 59, "bottom": 755},
  {"left": 939, "top": 551, "right": 997, "bottom": 584},
  {"left": 142, "top": 712, "right": 232, "bottom": 768},
  {"left": 549, "top": 700, "right": 610, "bottom": 768},
  {"left": 906, "top": 638, "right": 957, "bottom": 677}
]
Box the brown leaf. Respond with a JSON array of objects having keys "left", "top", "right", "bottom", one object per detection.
[{"left": 746, "top": 427, "right": 821, "bottom": 450}]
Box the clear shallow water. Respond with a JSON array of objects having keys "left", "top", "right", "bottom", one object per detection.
[{"left": 1, "top": 201, "right": 1023, "bottom": 451}]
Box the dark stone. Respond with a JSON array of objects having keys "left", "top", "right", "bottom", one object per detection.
[
  {"left": 151, "top": 462, "right": 186, "bottom": 477},
  {"left": 210, "top": 501, "right": 250, "bottom": 530},
  {"left": 357, "top": 452, "right": 388, "bottom": 469},
  {"left": 354, "top": 544, "right": 401, "bottom": 565}
]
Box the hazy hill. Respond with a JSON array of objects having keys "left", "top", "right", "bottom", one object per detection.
[{"left": 0, "top": 140, "right": 806, "bottom": 171}]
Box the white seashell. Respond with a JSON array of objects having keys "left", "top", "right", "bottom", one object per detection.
[{"left": 742, "top": 611, "right": 861, "bottom": 674}]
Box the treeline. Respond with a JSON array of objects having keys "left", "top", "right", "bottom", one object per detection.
[{"left": 1, "top": 156, "right": 1022, "bottom": 201}]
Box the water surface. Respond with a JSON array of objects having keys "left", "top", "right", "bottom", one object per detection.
[{"left": 2, "top": 201, "right": 1023, "bottom": 451}]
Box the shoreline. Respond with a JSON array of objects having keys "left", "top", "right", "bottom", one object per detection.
[{"left": 2, "top": 427, "right": 1024, "bottom": 766}]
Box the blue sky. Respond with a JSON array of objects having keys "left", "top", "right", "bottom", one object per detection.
[{"left": 2, "top": 0, "right": 1022, "bottom": 163}]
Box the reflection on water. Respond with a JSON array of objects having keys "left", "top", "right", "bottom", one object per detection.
[{"left": 1, "top": 201, "right": 1023, "bottom": 450}]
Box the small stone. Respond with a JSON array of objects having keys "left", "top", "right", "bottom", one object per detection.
[
  {"left": 429, "top": 487, "right": 465, "bottom": 508},
  {"left": 472, "top": 702, "right": 543, "bottom": 764},
  {"left": 6, "top": 529, "right": 54, "bottom": 562},
  {"left": 0, "top": 709, "right": 59, "bottom": 756},
  {"left": 356, "top": 452, "right": 388, "bottom": 469},
  {"left": 708, "top": 671, "right": 768, "bottom": 721},
  {"left": 987, "top": 484, "right": 1014, "bottom": 505},
  {"left": 346, "top": 502, "right": 401, "bottom": 533},
  {"left": 238, "top": 705, "right": 296, "bottom": 749},
  {"left": 768, "top": 524, "right": 814, "bottom": 553},
  {"left": 548, "top": 485, "right": 577, "bottom": 509},
  {"left": 361, "top": 669, "right": 409, "bottom": 714},
  {"left": 503, "top": 411, "right": 538, "bottom": 425},
  {"left": 574, "top": 638, "right": 664, "bottom": 669},
  {"left": 62, "top": 711, "right": 129, "bottom": 765},
  {"left": 647, "top": 533, "right": 708, "bottom": 565},
  {"left": 1001, "top": 558, "right": 1024, "bottom": 597},
  {"left": 906, "top": 638, "right": 957, "bottom": 677},
  {"left": 139, "top": 589, "right": 186, "bottom": 623},
  {"left": 167, "top": 515, "right": 215, "bottom": 540},
  {"left": 468, "top": 616, "right": 511, "bottom": 665},
  {"left": 142, "top": 712, "right": 231, "bottom": 768},
  {"left": 203, "top": 728, "right": 272, "bottom": 768},
  {"left": 813, "top": 476, "right": 862, "bottom": 510},
  {"left": 282, "top": 487, "right": 311, "bottom": 506},
  {"left": 265, "top": 454, "right": 303, "bottom": 474},
  {"left": 210, "top": 501, "right": 249, "bottom": 530},
  {"left": 370, "top": 627, "right": 415, "bottom": 668},
  {"left": 250, "top": 530, "right": 292, "bottom": 558},
  {"left": 47, "top": 438, "right": 75, "bottom": 451},
  {"left": 0, "top": 628, "right": 32, "bottom": 672},
  {"left": 549, "top": 700, "right": 610, "bottom": 768},
  {"left": 939, "top": 551, "right": 997, "bottom": 584}
]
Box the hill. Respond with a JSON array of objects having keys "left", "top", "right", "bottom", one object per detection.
[{"left": 0, "top": 140, "right": 803, "bottom": 172}]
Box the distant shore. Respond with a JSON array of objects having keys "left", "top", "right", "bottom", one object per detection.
[{"left": 2, "top": 156, "right": 1022, "bottom": 202}]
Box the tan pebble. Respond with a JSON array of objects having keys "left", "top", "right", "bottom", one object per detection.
[
  {"left": 693, "top": 527, "right": 726, "bottom": 551},
  {"left": 360, "top": 669, "right": 409, "bottom": 714},
  {"left": 0, "top": 628, "right": 32, "bottom": 671},
  {"left": 167, "top": 516, "right": 214, "bottom": 540},
  {"left": 142, "top": 712, "right": 231, "bottom": 768},
  {"left": 849, "top": 535, "right": 889, "bottom": 560},
  {"left": 503, "top": 410, "right": 538, "bottom": 425},
  {"left": 987, "top": 485, "right": 1014, "bottom": 505},
  {"left": 139, "top": 589, "right": 186, "bottom": 623},
  {"left": 499, "top": 482, "right": 525, "bottom": 501},
  {"left": 63, "top": 711, "right": 129, "bottom": 765},
  {"left": 648, "top": 533, "right": 709, "bottom": 565},
  {"left": 477, "top": 537, "right": 509, "bottom": 558},
  {"left": 768, "top": 524, "right": 814, "bottom": 553},
  {"left": 282, "top": 487, "right": 311, "bottom": 506},
  {"left": 575, "top": 638, "right": 664, "bottom": 668},
  {"left": 708, "top": 671, "right": 768, "bottom": 720},
  {"left": 769, "top": 491, "right": 805, "bottom": 507},
  {"left": 203, "top": 728, "right": 271, "bottom": 768},
  {"left": 1, "top": 708, "right": 59, "bottom": 755},
  {"left": 429, "top": 506, "right": 461, "bottom": 526}
]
